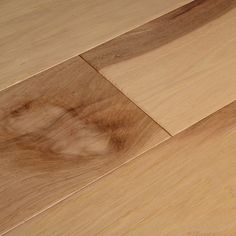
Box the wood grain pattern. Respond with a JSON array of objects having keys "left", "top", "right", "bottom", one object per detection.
[
  {"left": 7, "top": 101, "right": 236, "bottom": 236},
  {"left": 0, "top": 56, "right": 169, "bottom": 234},
  {"left": 0, "top": 0, "right": 193, "bottom": 92},
  {"left": 83, "top": 0, "right": 236, "bottom": 134}
]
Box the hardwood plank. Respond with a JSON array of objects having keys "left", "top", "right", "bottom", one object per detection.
[
  {"left": 0, "top": 56, "right": 169, "bottom": 233},
  {"left": 83, "top": 0, "right": 236, "bottom": 134},
  {"left": 0, "top": 0, "right": 193, "bottom": 91},
  {"left": 7, "top": 101, "right": 236, "bottom": 236}
]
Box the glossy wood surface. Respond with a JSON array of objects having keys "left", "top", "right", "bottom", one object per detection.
[
  {"left": 0, "top": 56, "right": 169, "bottom": 234},
  {"left": 0, "top": 0, "right": 193, "bottom": 91},
  {"left": 83, "top": 0, "right": 236, "bottom": 134},
  {"left": 7, "top": 102, "right": 236, "bottom": 236}
]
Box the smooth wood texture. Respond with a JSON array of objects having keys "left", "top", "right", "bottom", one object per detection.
[
  {"left": 0, "top": 56, "right": 169, "bottom": 234},
  {"left": 0, "top": 0, "right": 193, "bottom": 92},
  {"left": 83, "top": 0, "right": 236, "bottom": 134},
  {"left": 7, "top": 101, "right": 236, "bottom": 236}
]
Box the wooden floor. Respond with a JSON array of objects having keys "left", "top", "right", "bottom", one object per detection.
[
  {"left": 0, "top": 0, "right": 235, "bottom": 235},
  {"left": 0, "top": 0, "right": 193, "bottom": 91}
]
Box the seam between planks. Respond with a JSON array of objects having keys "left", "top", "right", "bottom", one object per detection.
[
  {"left": 80, "top": 56, "right": 173, "bottom": 137},
  {"left": 0, "top": 56, "right": 172, "bottom": 236},
  {"left": 0, "top": 0, "right": 195, "bottom": 94},
  {"left": 1, "top": 134, "right": 170, "bottom": 236},
  {"left": 3, "top": 100, "right": 235, "bottom": 236}
]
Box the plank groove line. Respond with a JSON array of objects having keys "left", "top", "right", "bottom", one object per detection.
[
  {"left": 0, "top": 56, "right": 169, "bottom": 233},
  {"left": 83, "top": 0, "right": 236, "bottom": 134},
  {"left": 5, "top": 101, "right": 236, "bottom": 236},
  {"left": 0, "top": 0, "right": 193, "bottom": 91},
  {"left": 81, "top": 56, "right": 173, "bottom": 137}
]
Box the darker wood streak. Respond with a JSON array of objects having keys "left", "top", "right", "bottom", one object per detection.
[{"left": 82, "top": 0, "right": 236, "bottom": 69}]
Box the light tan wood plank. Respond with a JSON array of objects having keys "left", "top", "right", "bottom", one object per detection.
[
  {"left": 7, "top": 101, "right": 236, "bottom": 236},
  {"left": 83, "top": 0, "right": 236, "bottom": 134},
  {"left": 0, "top": 56, "right": 169, "bottom": 234},
  {"left": 0, "top": 0, "right": 193, "bottom": 91}
]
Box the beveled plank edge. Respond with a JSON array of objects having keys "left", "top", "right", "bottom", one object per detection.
[
  {"left": 81, "top": 56, "right": 173, "bottom": 137},
  {"left": 0, "top": 0, "right": 194, "bottom": 93},
  {"left": 81, "top": 0, "right": 236, "bottom": 136},
  {"left": 0, "top": 55, "right": 170, "bottom": 235},
  {"left": 1, "top": 133, "right": 170, "bottom": 236}
]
